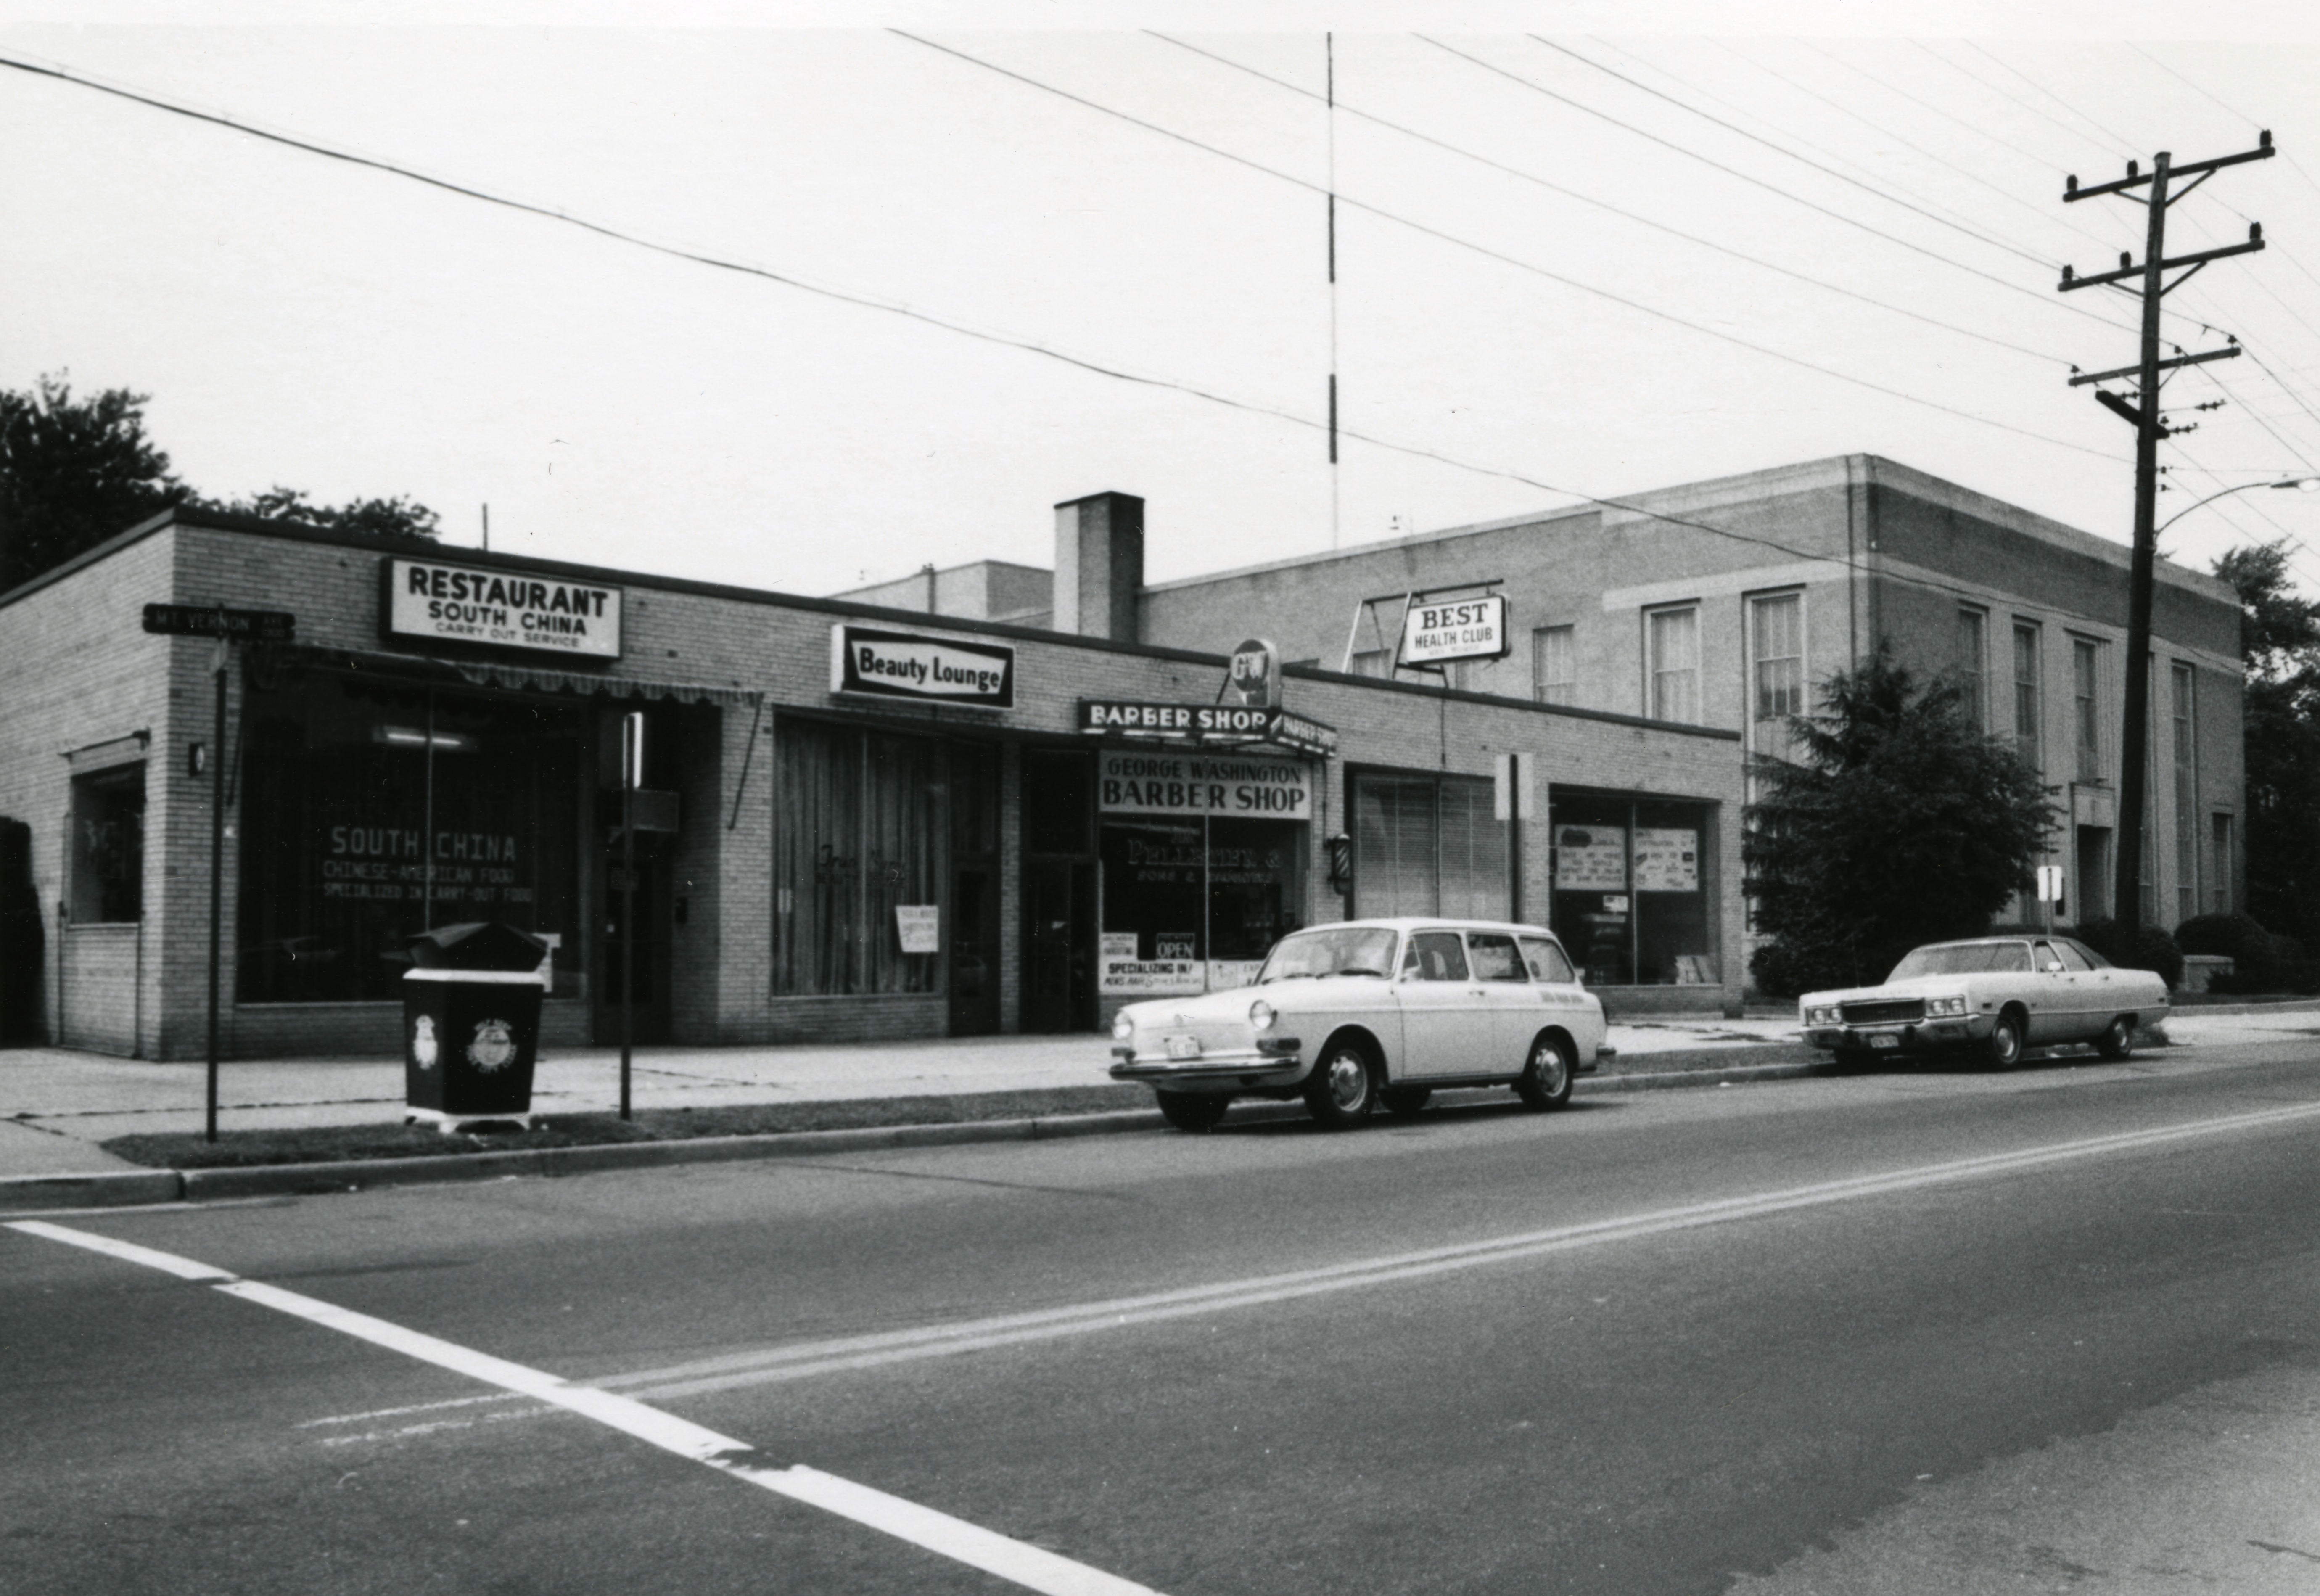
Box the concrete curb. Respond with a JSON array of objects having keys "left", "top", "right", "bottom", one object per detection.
[{"left": 0, "top": 1060, "right": 1829, "bottom": 1212}]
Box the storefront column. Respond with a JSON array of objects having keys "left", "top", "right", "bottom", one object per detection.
[{"left": 998, "top": 740, "right": 1023, "bottom": 1034}]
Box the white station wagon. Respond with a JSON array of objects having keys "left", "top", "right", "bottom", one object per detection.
[
  {"left": 1109, "top": 918, "right": 1611, "bottom": 1131},
  {"left": 1799, "top": 935, "right": 2170, "bottom": 1070}
]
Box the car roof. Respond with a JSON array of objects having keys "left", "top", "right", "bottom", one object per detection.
[{"left": 1300, "top": 917, "right": 1561, "bottom": 939}]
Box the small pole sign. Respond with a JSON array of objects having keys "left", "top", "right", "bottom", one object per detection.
[{"left": 141, "top": 603, "right": 295, "bottom": 1141}]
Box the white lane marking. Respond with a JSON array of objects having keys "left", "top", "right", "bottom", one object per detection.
[
  {"left": 9, "top": 1223, "right": 1163, "bottom": 1596},
  {"left": 9, "top": 1219, "right": 236, "bottom": 1280},
  {"left": 592, "top": 1097, "right": 2320, "bottom": 1399},
  {"left": 300, "top": 1392, "right": 523, "bottom": 1428}
]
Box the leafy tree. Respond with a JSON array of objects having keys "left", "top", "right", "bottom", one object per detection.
[
  {"left": 0, "top": 372, "right": 439, "bottom": 595},
  {"left": 1745, "top": 649, "right": 2057, "bottom": 996},
  {"left": 2212, "top": 539, "right": 2320, "bottom": 949},
  {"left": 0, "top": 374, "right": 191, "bottom": 592},
  {"left": 205, "top": 485, "right": 440, "bottom": 542}
]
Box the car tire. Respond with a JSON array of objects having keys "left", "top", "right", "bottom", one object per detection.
[
  {"left": 2095, "top": 1016, "right": 2135, "bottom": 1061},
  {"left": 1514, "top": 1033, "right": 1575, "bottom": 1110},
  {"left": 1155, "top": 1091, "right": 1231, "bottom": 1133},
  {"left": 1381, "top": 1086, "right": 1431, "bottom": 1118},
  {"left": 1985, "top": 1010, "right": 2025, "bottom": 1071},
  {"left": 1305, "top": 1041, "right": 1377, "bottom": 1129}
]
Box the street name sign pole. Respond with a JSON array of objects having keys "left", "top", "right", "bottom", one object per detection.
[{"left": 141, "top": 605, "right": 295, "bottom": 1141}]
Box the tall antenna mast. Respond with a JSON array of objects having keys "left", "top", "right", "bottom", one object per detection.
[{"left": 1326, "top": 31, "right": 1340, "bottom": 551}]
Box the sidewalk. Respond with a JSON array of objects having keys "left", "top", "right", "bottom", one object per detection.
[
  {"left": 0, "top": 1013, "right": 1809, "bottom": 1180},
  {"left": 7, "top": 1001, "right": 2304, "bottom": 1189}
]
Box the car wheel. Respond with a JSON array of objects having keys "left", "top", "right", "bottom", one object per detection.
[
  {"left": 1985, "top": 1010, "right": 2025, "bottom": 1071},
  {"left": 1305, "top": 1042, "right": 1377, "bottom": 1128},
  {"left": 1515, "top": 1033, "right": 1575, "bottom": 1110},
  {"left": 2095, "top": 1016, "right": 2135, "bottom": 1061},
  {"left": 1381, "top": 1086, "right": 1431, "bottom": 1118},
  {"left": 1155, "top": 1091, "right": 1230, "bottom": 1133}
]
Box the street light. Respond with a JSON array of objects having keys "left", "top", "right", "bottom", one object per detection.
[{"left": 2155, "top": 475, "right": 2320, "bottom": 536}]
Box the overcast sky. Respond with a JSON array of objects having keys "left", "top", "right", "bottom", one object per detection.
[{"left": 8, "top": 1, "right": 2320, "bottom": 606}]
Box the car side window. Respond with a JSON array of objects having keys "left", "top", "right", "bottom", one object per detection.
[
  {"left": 2032, "top": 940, "right": 2068, "bottom": 973},
  {"left": 2052, "top": 941, "right": 2092, "bottom": 973},
  {"left": 1519, "top": 935, "right": 1576, "bottom": 984},
  {"left": 1406, "top": 931, "right": 1469, "bottom": 982},
  {"left": 1996, "top": 943, "right": 2032, "bottom": 972},
  {"left": 2061, "top": 937, "right": 2113, "bottom": 970},
  {"left": 1467, "top": 932, "right": 1527, "bottom": 982}
]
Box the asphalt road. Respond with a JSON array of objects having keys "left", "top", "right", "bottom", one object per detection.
[{"left": 8, "top": 1040, "right": 2320, "bottom": 1596}]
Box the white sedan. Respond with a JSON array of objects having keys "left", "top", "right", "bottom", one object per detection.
[
  {"left": 1109, "top": 917, "right": 1611, "bottom": 1131},
  {"left": 1798, "top": 935, "right": 2170, "bottom": 1070}
]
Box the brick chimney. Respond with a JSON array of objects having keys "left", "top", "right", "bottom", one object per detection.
[{"left": 1053, "top": 491, "right": 1143, "bottom": 643}]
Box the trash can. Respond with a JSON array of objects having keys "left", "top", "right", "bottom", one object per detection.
[{"left": 403, "top": 922, "right": 548, "bottom": 1127}]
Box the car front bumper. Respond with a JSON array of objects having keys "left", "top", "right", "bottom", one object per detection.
[
  {"left": 1108, "top": 1038, "right": 1307, "bottom": 1091},
  {"left": 1802, "top": 1012, "right": 1992, "bottom": 1054}
]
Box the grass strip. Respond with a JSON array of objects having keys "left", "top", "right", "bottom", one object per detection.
[{"left": 102, "top": 1086, "right": 1150, "bottom": 1170}]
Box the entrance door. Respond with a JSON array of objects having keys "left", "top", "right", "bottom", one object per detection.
[
  {"left": 2074, "top": 825, "right": 2112, "bottom": 924},
  {"left": 1024, "top": 860, "right": 1095, "bottom": 1033},
  {"left": 950, "top": 864, "right": 1001, "bottom": 1035},
  {"left": 596, "top": 835, "right": 671, "bottom": 1044}
]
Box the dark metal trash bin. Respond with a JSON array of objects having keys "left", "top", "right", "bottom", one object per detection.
[{"left": 403, "top": 922, "right": 548, "bottom": 1128}]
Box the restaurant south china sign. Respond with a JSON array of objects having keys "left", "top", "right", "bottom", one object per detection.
[{"left": 383, "top": 558, "right": 624, "bottom": 659}]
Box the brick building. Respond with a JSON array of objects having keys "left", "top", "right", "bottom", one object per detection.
[
  {"left": 0, "top": 495, "right": 1743, "bottom": 1060},
  {"left": 855, "top": 455, "right": 2248, "bottom": 969}
]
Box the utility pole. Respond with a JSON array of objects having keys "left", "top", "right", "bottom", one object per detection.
[{"left": 2058, "top": 132, "right": 2273, "bottom": 937}]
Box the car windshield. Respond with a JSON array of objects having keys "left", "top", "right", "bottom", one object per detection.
[
  {"left": 1887, "top": 942, "right": 2032, "bottom": 979},
  {"left": 1258, "top": 927, "right": 1400, "bottom": 982}
]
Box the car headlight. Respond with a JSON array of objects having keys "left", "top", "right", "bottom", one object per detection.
[
  {"left": 1804, "top": 1005, "right": 1840, "bottom": 1027},
  {"left": 1111, "top": 1012, "right": 1135, "bottom": 1042},
  {"left": 1248, "top": 999, "right": 1277, "bottom": 1032},
  {"left": 1924, "top": 995, "right": 1969, "bottom": 1018}
]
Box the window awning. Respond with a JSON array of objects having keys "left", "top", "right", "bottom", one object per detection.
[{"left": 249, "top": 645, "right": 761, "bottom": 708}]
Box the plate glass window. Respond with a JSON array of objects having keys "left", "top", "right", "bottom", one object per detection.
[
  {"left": 1646, "top": 605, "right": 1701, "bottom": 724},
  {"left": 237, "top": 675, "right": 582, "bottom": 1003},
  {"left": 1351, "top": 772, "right": 1507, "bottom": 922}
]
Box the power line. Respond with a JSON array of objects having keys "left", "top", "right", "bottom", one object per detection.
[
  {"left": 1149, "top": 32, "right": 2076, "bottom": 367},
  {"left": 1528, "top": 35, "right": 2080, "bottom": 276},
  {"left": 0, "top": 40, "right": 2129, "bottom": 619},
  {"left": 1418, "top": 35, "right": 2140, "bottom": 341},
  {"left": 1955, "top": 41, "right": 2136, "bottom": 156},
  {"left": 898, "top": 31, "right": 2117, "bottom": 461}
]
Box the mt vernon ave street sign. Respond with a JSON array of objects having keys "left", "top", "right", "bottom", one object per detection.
[{"left": 142, "top": 605, "right": 296, "bottom": 642}]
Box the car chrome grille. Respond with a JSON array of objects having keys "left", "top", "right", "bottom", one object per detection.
[{"left": 1840, "top": 999, "right": 1924, "bottom": 1025}]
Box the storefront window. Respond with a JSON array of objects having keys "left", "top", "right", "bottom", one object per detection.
[
  {"left": 1095, "top": 748, "right": 1311, "bottom": 996},
  {"left": 774, "top": 720, "right": 941, "bottom": 996},
  {"left": 237, "top": 674, "right": 581, "bottom": 1002},
  {"left": 1351, "top": 772, "right": 1507, "bottom": 921},
  {"left": 71, "top": 764, "right": 145, "bottom": 923},
  {"left": 1549, "top": 792, "right": 1715, "bottom": 986}
]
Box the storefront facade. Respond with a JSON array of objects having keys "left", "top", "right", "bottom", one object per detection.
[{"left": 0, "top": 506, "right": 1746, "bottom": 1060}]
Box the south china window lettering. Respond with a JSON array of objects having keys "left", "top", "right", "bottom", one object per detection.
[{"left": 236, "top": 674, "right": 581, "bottom": 1003}]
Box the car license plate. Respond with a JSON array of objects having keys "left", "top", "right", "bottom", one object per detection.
[
  {"left": 1868, "top": 1034, "right": 1899, "bottom": 1049},
  {"left": 1165, "top": 1035, "right": 1202, "bottom": 1061}
]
